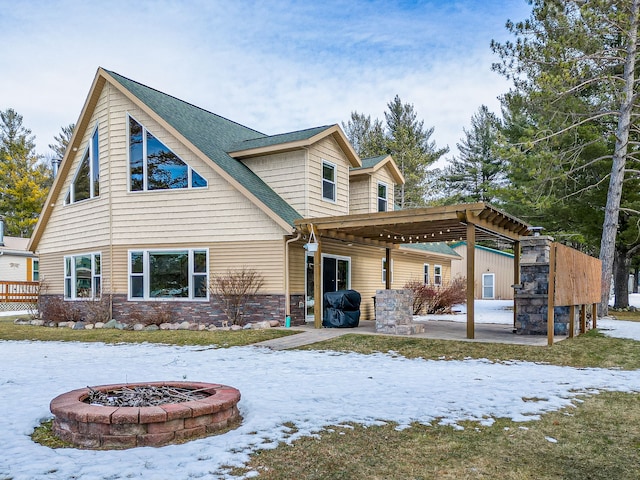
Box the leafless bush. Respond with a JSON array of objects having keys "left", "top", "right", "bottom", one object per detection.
[
  {"left": 129, "top": 303, "right": 176, "bottom": 326},
  {"left": 84, "top": 294, "right": 112, "bottom": 323},
  {"left": 41, "top": 296, "right": 83, "bottom": 323},
  {"left": 405, "top": 276, "right": 467, "bottom": 315},
  {"left": 209, "top": 267, "right": 264, "bottom": 325}
]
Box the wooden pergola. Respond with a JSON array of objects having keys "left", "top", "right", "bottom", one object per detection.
[{"left": 294, "top": 202, "right": 531, "bottom": 338}]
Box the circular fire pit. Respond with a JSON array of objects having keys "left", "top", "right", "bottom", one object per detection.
[{"left": 50, "top": 381, "right": 241, "bottom": 449}]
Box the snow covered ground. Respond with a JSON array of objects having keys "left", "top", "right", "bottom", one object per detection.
[{"left": 1, "top": 303, "right": 640, "bottom": 479}]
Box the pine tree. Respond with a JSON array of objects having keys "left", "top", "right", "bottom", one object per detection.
[
  {"left": 48, "top": 123, "right": 75, "bottom": 174},
  {"left": 442, "top": 105, "right": 504, "bottom": 203},
  {"left": 0, "top": 108, "right": 52, "bottom": 237},
  {"left": 342, "top": 96, "right": 448, "bottom": 208},
  {"left": 491, "top": 0, "right": 640, "bottom": 313}
]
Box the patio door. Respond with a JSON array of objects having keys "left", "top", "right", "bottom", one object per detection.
[
  {"left": 305, "top": 253, "right": 351, "bottom": 321},
  {"left": 482, "top": 273, "right": 495, "bottom": 299}
]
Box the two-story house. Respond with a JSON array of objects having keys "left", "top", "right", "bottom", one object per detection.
[{"left": 28, "top": 68, "right": 494, "bottom": 327}]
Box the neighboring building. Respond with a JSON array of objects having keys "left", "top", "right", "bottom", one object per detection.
[
  {"left": 450, "top": 241, "right": 514, "bottom": 300},
  {"left": 29, "top": 68, "right": 460, "bottom": 325},
  {"left": 0, "top": 218, "right": 39, "bottom": 283}
]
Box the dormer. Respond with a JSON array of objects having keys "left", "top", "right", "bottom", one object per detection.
[
  {"left": 228, "top": 125, "right": 360, "bottom": 219},
  {"left": 349, "top": 155, "right": 404, "bottom": 214}
]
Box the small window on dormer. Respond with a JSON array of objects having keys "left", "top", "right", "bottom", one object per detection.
[
  {"left": 322, "top": 160, "right": 336, "bottom": 202},
  {"left": 66, "top": 127, "right": 99, "bottom": 204},
  {"left": 128, "top": 115, "right": 207, "bottom": 192},
  {"left": 378, "top": 182, "right": 388, "bottom": 212}
]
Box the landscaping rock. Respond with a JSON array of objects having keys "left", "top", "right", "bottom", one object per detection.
[
  {"left": 198, "top": 324, "right": 207, "bottom": 331},
  {"left": 230, "top": 325, "right": 243, "bottom": 331},
  {"left": 243, "top": 323, "right": 253, "bottom": 330},
  {"left": 94, "top": 322, "right": 104, "bottom": 329},
  {"left": 269, "top": 320, "right": 281, "bottom": 327},
  {"left": 144, "top": 324, "right": 159, "bottom": 331},
  {"left": 67, "top": 321, "right": 76, "bottom": 329},
  {"left": 159, "top": 323, "right": 171, "bottom": 330},
  {"left": 57, "top": 322, "right": 68, "bottom": 328},
  {"left": 207, "top": 325, "right": 217, "bottom": 331},
  {"left": 72, "top": 322, "right": 85, "bottom": 330},
  {"left": 252, "top": 321, "right": 272, "bottom": 330},
  {"left": 177, "top": 321, "right": 191, "bottom": 330},
  {"left": 103, "top": 319, "right": 118, "bottom": 329},
  {"left": 30, "top": 320, "right": 45, "bottom": 327},
  {"left": 85, "top": 324, "right": 94, "bottom": 330},
  {"left": 133, "top": 323, "right": 145, "bottom": 331}
]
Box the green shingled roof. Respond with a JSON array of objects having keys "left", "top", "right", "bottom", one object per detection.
[
  {"left": 228, "top": 125, "right": 334, "bottom": 152},
  {"left": 352, "top": 155, "right": 389, "bottom": 170},
  {"left": 449, "top": 241, "right": 514, "bottom": 258},
  {"left": 105, "top": 69, "right": 302, "bottom": 227},
  {"left": 401, "top": 242, "right": 460, "bottom": 257}
]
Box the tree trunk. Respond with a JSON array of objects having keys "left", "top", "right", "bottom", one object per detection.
[
  {"left": 634, "top": 264, "right": 639, "bottom": 294},
  {"left": 613, "top": 250, "right": 630, "bottom": 309},
  {"left": 598, "top": 0, "right": 639, "bottom": 316}
]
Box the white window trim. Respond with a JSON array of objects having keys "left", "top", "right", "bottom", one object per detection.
[
  {"left": 127, "top": 248, "right": 209, "bottom": 301},
  {"left": 482, "top": 273, "right": 495, "bottom": 299},
  {"left": 381, "top": 258, "right": 394, "bottom": 284},
  {"left": 65, "top": 123, "right": 99, "bottom": 205},
  {"left": 127, "top": 113, "right": 207, "bottom": 192},
  {"left": 377, "top": 181, "right": 388, "bottom": 212},
  {"left": 423, "top": 263, "right": 430, "bottom": 285},
  {"left": 434, "top": 264, "right": 443, "bottom": 286},
  {"left": 321, "top": 159, "right": 337, "bottom": 203},
  {"left": 63, "top": 252, "right": 101, "bottom": 300}
]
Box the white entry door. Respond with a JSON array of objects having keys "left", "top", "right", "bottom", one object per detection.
[{"left": 482, "top": 273, "right": 495, "bottom": 299}]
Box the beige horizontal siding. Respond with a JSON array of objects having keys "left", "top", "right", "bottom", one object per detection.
[
  {"left": 451, "top": 245, "right": 514, "bottom": 299},
  {"left": 307, "top": 137, "right": 350, "bottom": 218},
  {"left": 348, "top": 177, "right": 371, "bottom": 214},
  {"left": 241, "top": 151, "right": 307, "bottom": 216}
]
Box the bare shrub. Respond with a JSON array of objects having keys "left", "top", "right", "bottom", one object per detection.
[
  {"left": 41, "top": 296, "right": 83, "bottom": 323},
  {"left": 129, "top": 303, "right": 176, "bottom": 326},
  {"left": 405, "top": 276, "right": 467, "bottom": 315},
  {"left": 209, "top": 267, "right": 264, "bottom": 326},
  {"left": 84, "top": 294, "right": 112, "bottom": 323}
]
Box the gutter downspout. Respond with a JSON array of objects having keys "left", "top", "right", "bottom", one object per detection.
[{"left": 284, "top": 232, "right": 302, "bottom": 323}]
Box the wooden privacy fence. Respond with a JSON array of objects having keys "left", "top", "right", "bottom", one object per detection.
[
  {"left": 0, "top": 281, "right": 39, "bottom": 303},
  {"left": 547, "top": 243, "right": 602, "bottom": 345}
]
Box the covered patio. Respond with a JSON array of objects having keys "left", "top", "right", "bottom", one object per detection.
[{"left": 294, "top": 202, "right": 531, "bottom": 338}]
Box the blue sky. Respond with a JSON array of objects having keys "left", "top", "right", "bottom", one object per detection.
[{"left": 0, "top": 0, "right": 532, "bottom": 163}]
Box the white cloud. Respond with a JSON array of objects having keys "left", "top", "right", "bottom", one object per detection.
[{"left": 0, "top": 0, "right": 531, "bottom": 161}]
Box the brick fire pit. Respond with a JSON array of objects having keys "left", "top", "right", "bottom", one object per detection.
[{"left": 49, "top": 381, "right": 241, "bottom": 449}]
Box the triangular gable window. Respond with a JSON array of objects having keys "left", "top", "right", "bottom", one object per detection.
[
  {"left": 66, "top": 126, "right": 99, "bottom": 204},
  {"left": 128, "top": 115, "right": 207, "bottom": 191}
]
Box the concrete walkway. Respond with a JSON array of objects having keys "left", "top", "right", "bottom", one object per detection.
[{"left": 253, "top": 320, "right": 559, "bottom": 350}]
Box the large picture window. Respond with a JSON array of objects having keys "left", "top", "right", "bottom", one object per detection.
[
  {"left": 128, "top": 249, "right": 208, "bottom": 300},
  {"left": 128, "top": 115, "right": 207, "bottom": 192},
  {"left": 64, "top": 252, "right": 101, "bottom": 300},
  {"left": 66, "top": 126, "right": 99, "bottom": 204},
  {"left": 322, "top": 160, "right": 336, "bottom": 202}
]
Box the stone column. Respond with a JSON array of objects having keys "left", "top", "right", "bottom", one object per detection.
[
  {"left": 375, "top": 289, "right": 425, "bottom": 335},
  {"left": 515, "top": 235, "right": 569, "bottom": 335}
]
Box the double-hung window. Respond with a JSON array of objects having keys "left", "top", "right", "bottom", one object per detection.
[
  {"left": 434, "top": 265, "right": 442, "bottom": 286},
  {"left": 377, "top": 182, "right": 388, "bottom": 212},
  {"left": 423, "top": 264, "right": 430, "bottom": 284},
  {"left": 64, "top": 253, "right": 101, "bottom": 299},
  {"left": 322, "top": 160, "right": 336, "bottom": 202},
  {"left": 129, "top": 249, "right": 208, "bottom": 300},
  {"left": 66, "top": 126, "right": 99, "bottom": 204},
  {"left": 128, "top": 115, "right": 207, "bottom": 191}
]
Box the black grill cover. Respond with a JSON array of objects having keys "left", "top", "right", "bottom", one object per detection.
[
  {"left": 323, "top": 290, "right": 361, "bottom": 310},
  {"left": 323, "top": 290, "right": 361, "bottom": 328}
]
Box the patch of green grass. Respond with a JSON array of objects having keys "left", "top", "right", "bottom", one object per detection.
[
  {"left": 300, "top": 327, "right": 640, "bottom": 369},
  {"left": 609, "top": 309, "right": 640, "bottom": 322},
  {"left": 0, "top": 317, "right": 297, "bottom": 347},
  {"left": 31, "top": 420, "right": 73, "bottom": 449},
  {"left": 236, "top": 391, "right": 640, "bottom": 480}
]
